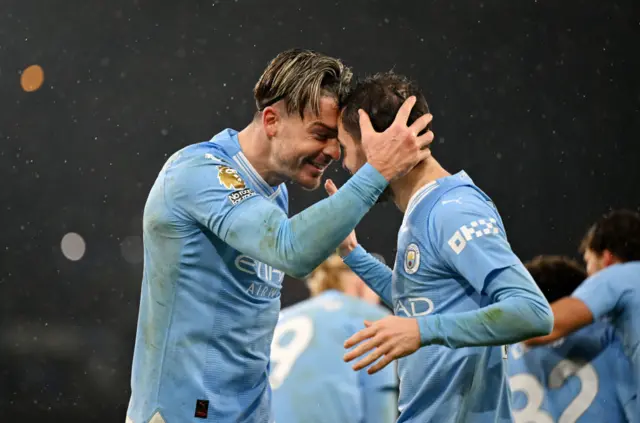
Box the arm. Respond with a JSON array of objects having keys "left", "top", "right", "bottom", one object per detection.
[
  {"left": 419, "top": 264, "right": 554, "bottom": 348},
  {"left": 526, "top": 269, "right": 624, "bottom": 346},
  {"left": 418, "top": 197, "right": 553, "bottom": 348},
  {"left": 169, "top": 157, "right": 388, "bottom": 279},
  {"left": 343, "top": 245, "right": 394, "bottom": 308},
  {"left": 342, "top": 195, "right": 553, "bottom": 374},
  {"left": 525, "top": 297, "right": 594, "bottom": 346}
]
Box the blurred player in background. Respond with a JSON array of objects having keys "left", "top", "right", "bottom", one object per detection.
[
  {"left": 508, "top": 255, "right": 632, "bottom": 422},
  {"left": 326, "top": 71, "right": 554, "bottom": 423},
  {"left": 271, "top": 255, "right": 397, "bottom": 423},
  {"left": 126, "top": 50, "right": 434, "bottom": 423},
  {"left": 526, "top": 210, "right": 640, "bottom": 422}
]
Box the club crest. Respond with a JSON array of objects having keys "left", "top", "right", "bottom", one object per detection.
[{"left": 404, "top": 243, "right": 420, "bottom": 274}]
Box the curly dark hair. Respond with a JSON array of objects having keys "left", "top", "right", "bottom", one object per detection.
[
  {"left": 340, "top": 71, "right": 431, "bottom": 142},
  {"left": 525, "top": 255, "right": 587, "bottom": 302},
  {"left": 579, "top": 209, "right": 640, "bottom": 262}
]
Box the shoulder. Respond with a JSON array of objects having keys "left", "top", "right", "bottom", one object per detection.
[
  {"left": 421, "top": 187, "right": 502, "bottom": 244},
  {"left": 431, "top": 187, "right": 497, "bottom": 223},
  {"left": 341, "top": 296, "right": 390, "bottom": 320},
  {"left": 616, "top": 261, "right": 640, "bottom": 280},
  {"left": 580, "top": 264, "right": 621, "bottom": 288},
  {"left": 170, "top": 145, "right": 252, "bottom": 193}
]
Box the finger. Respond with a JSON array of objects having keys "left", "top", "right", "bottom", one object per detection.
[
  {"left": 368, "top": 351, "right": 397, "bottom": 374},
  {"left": 352, "top": 345, "right": 388, "bottom": 371},
  {"left": 409, "top": 113, "right": 433, "bottom": 135},
  {"left": 417, "top": 130, "right": 435, "bottom": 150},
  {"left": 363, "top": 320, "right": 373, "bottom": 327},
  {"left": 417, "top": 148, "right": 432, "bottom": 163},
  {"left": 344, "top": 324, "right": 377, "bottom": 349},
  {"left": 324, "top": 179, "right": 338, "bottom": 196},
  {"left": 392, "top": 96, "right": 417, "bottom": 127},
  {"left": 344, "top": 336, "right": 380, "bottom": 362},
  {"left": 358, "top": 109, "right": 375, "bottom": 135}
]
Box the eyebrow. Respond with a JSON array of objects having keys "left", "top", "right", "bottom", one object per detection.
[{"left": 310, "top": 122, "right": 338, "bottom": 137}]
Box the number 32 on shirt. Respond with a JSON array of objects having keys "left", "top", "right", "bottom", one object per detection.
[{"left": 509, "top": 360, "right": 598, "bottom": 423}]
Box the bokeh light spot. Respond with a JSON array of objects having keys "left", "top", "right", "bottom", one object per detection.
[
  {"left": 20, "top": 65, "right": 44, "bottom": 92},
  {"left": 60, "top": 232, "right": 86, "bottom": 261}
]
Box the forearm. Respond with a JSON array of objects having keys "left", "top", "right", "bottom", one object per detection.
[
  {"left": 343, "top": 245, "right": 394, "bottom": 308},
  {"left": 418, "top": 265, "right": 553, "bottom": 348},
  {"left": 221, "top": 164, "right": 387, "bottom": 278},
  {"left": 526, "top": 297, "right": 594, "bottom": 346},
  {"left": 418, "top": 296, "right": 552, "bottom": 348}
]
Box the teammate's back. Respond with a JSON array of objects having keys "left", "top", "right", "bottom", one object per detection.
[
  {"left": 511, "top": 254, "right": 635, "bottom": 423},
  {"left": 271, "top": 290, "right": 397, "bottom": 423},
  {"left": 509, "top": 322, "right": 632, "bottom": 422}
]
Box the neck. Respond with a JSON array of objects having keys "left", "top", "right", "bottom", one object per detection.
[
  {"left": 390, "top": 156, "right": 450, "bottom": 213},
  {"left": 237, "top": 120, "right": 284, "bottom": 186}
]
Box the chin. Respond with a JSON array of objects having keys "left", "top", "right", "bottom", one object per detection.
[{"left": 295, "top": 173, "right": 322, "bottom": 191}]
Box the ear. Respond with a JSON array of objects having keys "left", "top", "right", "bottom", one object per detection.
[
  {"left": 602, "top": 250, "right": 619, "bottom": 267},
  {"left": 261, "top": 106, "right": 280, "bottom": 138},
  {"left": 602, "top": 250, "right": 618, "bottom": 267}
]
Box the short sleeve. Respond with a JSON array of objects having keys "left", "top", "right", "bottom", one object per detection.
[
  {"left": 429, "top": 193, "right": 521, "bottom": 293},
  {"left": 165, "top": 153, "right": 261, "bottom": 237},
  {"left": 572, "top": 268, "right": 627, "bottom": 321}
]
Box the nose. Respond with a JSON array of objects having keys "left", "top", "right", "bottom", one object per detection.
[{"left": 324, "top": 139, "right": 341, "bottom": 162}]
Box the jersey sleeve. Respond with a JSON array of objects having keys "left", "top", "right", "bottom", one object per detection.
[
  {"left": 429, "top": 192, "right": 521, "bottom": 293},
  {"left": 418, "top": 264, "right": 553, "bottom": 347},
  {"left": 166, "top": 154, "right": 388, "bottom": 279},
  {"left": 572, "top": 267, "right": 629, "bottom": 321},
  {"left": 343, "top": 245, "right": 394, "bottom": 308},
  {"left": 166, "top": 153, "right": 261, "bottom": 236}
]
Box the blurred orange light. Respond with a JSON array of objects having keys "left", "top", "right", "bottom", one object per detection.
[{"left": 21, "top": 64, "right": 44, "bottom": 92}]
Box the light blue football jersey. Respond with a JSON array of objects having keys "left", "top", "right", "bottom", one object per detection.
[
  {"left": 508, "top": 322, "right": 632, "bottom": 423},
  {"left": 392, "top": 172, "right": 520, "bottom": 423},
  {"left": 127, "top": 129, "right": 288, "bottom": 423},
  {"left": 572, "top": 261, "right": 640, "bottom": 422},
  {"left": 126, "top": 127, "right": 388, "bottom": 423},
  {"left": 271, "top": 290, "right": 397, "bottom": 423}
]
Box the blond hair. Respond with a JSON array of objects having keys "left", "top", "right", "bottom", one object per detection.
[
  {"left": 306, "top": 255, "right": 351, "bottom": 297},
  {"left": 254, "top": 49, "right": 352, "bottom": 118}
]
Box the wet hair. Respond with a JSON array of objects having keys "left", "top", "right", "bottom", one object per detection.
[{"left": 254, "top": 49, "right": 352, "bottom": 119}]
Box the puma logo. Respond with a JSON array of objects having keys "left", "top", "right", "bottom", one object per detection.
[{"left": 441, "top": 197, "right": 462, "bottom": 205}]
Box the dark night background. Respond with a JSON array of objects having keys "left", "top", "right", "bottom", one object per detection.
[{"left": 0, "top": 0, "right": 638, "bottom": 421}]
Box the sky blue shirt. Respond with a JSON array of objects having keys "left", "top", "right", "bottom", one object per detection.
[
  {"left": 509, "top": 322, "right": 632, "bottom": 422},
  {"left": 345, "top": 172, "right": 552, "bottom": 423},
  {"left": 271, "top": 290, "right": 397, "bottom": 423},
  {"left": 126, "top": 129, "right": 388, "bottom": 423},
  {"left": 572, "top": 261, "right": 640, "bottom": 422}
]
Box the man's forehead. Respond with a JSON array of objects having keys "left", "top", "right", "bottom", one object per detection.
[{"left": 304, "top": 96, "right": 338, "bottom": 121}]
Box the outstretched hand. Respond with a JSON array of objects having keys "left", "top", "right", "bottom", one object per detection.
[
  {"left": 361, "top": 96, "right": 434, "bottom": 181},
  {"left": 344, "top": 316, "right": 421, "bottom": 374}
]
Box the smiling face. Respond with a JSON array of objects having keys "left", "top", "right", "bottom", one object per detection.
[{"left": 266, "top": 96, "right": 342, "bottom": 190}]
